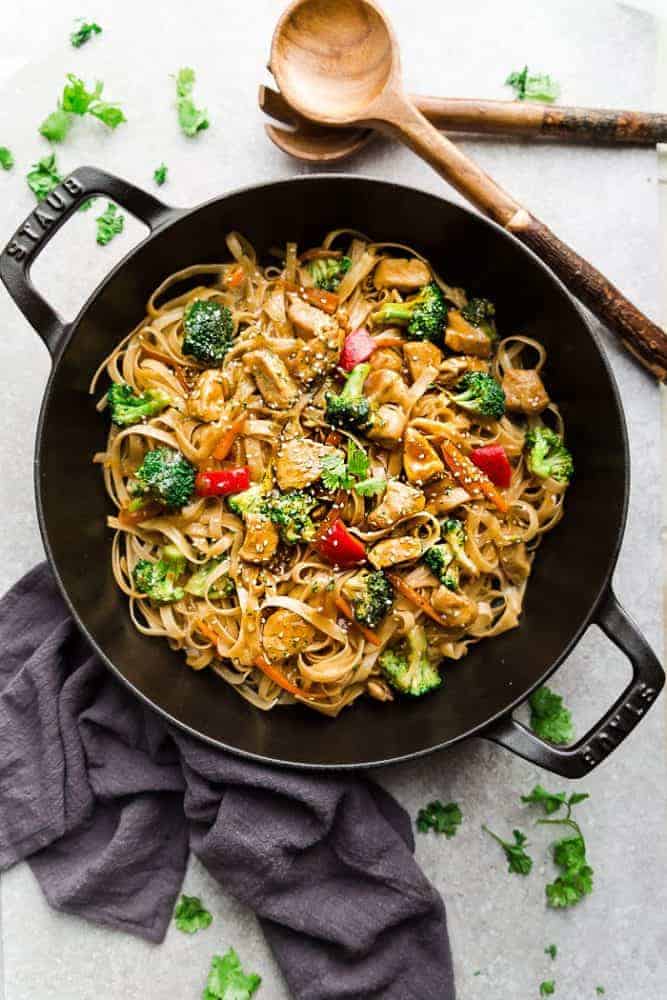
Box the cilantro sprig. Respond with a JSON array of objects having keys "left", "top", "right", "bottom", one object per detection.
[
  {"left": 506, "top": 66, "right": 560, "bottom": 103},
  {"left": 175, "top": 67, "right": 210, "bottom": 137},
  {"left": 26, "top": 153, "right": 62, "bottom": 200},
  {"left": 70, "top": 19, "right": 102, "bottom": 48},
  {"left": 482, "top": 826, "right": 533, "bottom": 875},
  {"left": 539, "top": 981, "right": 555, "bottom": 997},
  {"left": 173, "top": 894, "right": 212, "bottom": 934},
  {"left": 416, "top": 800, "right": 462, "bottom": 838},
  {"left": 95, "top": 202, "right": 124, "bottom": 246},
  {"left": 523, "top": 784, "right": 593, "bottom": 908},
  {"left": 320, "top": 439, "right": 386, "bottom": 496},
  {"left": 203, "top": 948, "right": 261, "bottom": 1000},
  {"left": 154, "top": 163, "right": 168, "bottom": 186},
  {"left": 544, "top": 944, "right": 557, "bottom": 960},
  {"left": 39, "top": 74, "right": 126, "bottom": 142},
  {"left": 529, "top": 685, "right": 574, "bottom": 745},
  {"left": 0, "top": 147, "right": 14, "bottom": 171}
]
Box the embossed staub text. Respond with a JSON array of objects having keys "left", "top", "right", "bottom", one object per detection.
[{"left": 3, "top": 176, "right": 84, "bottom": 262}]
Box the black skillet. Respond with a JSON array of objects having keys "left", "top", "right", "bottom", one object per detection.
[{"left": 1, "top": 169, "right": 663, "bottom": 776}]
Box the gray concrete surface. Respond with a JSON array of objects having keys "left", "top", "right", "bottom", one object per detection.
[{"left": 0, "top": 1, "right": 665, "bottom": 997}]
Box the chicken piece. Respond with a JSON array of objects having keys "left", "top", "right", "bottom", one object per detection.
[
  {"left": 437, "top": 355, "right": 488, "bottom": 384},
  {"left": 403, "top": 427, "right": 445, "bottom": 485},
  {"left": 431, "top": 586, "right": 478, "bottom": 629},
  {"left": 499, "top": 541, "right": 531, "bottom": 584},
  {"left": 403, "top": 341, "right": 443, "bottom": 382},
  {"left": 243, "top": 349, "right": 299, "bottom": 410},
  {"left": 276, "top": 437, "right": 344, "bottom": 490},
  {"left": 286, "top": 293, "right": 331, "bottom": 338},
  {"left": 366, "top": 404, "right": 408, "bottom": 444},
  {"left": 187, "top": 369, "right": 226, "bottom": 423},
  {"left": 502, "top": 369, "right": 550, "bottom": 415},
  {"left": 292, "top": 323, "right": 345, "bottom": 383},
  {"left": 364, "top": 369, "right": 410, "bottom": 408},
  {"left": 367, "top": 480, "right": 425, "bottom": 529},
  {"left": 425, "top": 483, "right": 471, "bottom": 516},
  {"left": 368, "top": 536, "right": 422, "bottom": 569},
  {"left": 239, "top": 513, "right": 280, "bottom": 564},
  {"left": 262, "top": 608, "right": 315, "bottom": 662},
  {"left": 369, "top": 347, "right": 403, "bottom": 373},
  {"left": 444, "top": 326, "right": 492, "bottom": 358},
  {"left": 373, "top": 257, "right": 431, "bottom": 292}
]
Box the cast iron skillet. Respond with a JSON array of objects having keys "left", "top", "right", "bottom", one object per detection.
[{"left": 1, "top": 168, "right": 663, "bottom": 776}]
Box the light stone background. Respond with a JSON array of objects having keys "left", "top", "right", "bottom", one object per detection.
[{"left": 0, "top": 1, "right": 666, "bottom": 998}]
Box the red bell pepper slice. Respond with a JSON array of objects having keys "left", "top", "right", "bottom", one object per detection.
[
  {"left": 470, "top": 444, "right": 512, "bottom": 488},
  {"left": 316, "top": 518, "right": 366, "bottom": 566},
  {"left": 195, "top": 466, "right": 251, "bottom": 497},
  {"left": 340, "top": 328, "right": 377, "bottom": 372}
]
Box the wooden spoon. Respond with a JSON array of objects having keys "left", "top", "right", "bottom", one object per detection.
[
  {"left": 260, "top": 83, "right": 667, "bottom": 164},
  {"left": 270, "top": 0, "right": 667, "bottom": 380}
]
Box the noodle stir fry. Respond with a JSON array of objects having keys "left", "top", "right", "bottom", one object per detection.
[{"left": 92, "top": 230, "right": 573, "bottom": 716}]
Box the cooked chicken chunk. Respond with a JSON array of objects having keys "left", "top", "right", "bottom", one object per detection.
[
  {"left": 499, "top": 542, "right": 531, "bottom": 584},
  {"left": 373, "top": 257, "right": 431, "bottom": 292},
  {"left": 425, "top": 483, "right": 471, "bottom": 515},
  {"left": 438, "top": 355, "right": 489, "bottom": 384},
  {"left": 286, "top": 294, "right": 331, "bottom": 338},
  {"left": 366, "top": 404, "right": 408, "bottom": 444},
  {"left": 367, "top": 480, "right": 425, "bottom": 529},
  {"left": 431, "top": 586, "right": 478, "bottom": 629},
  {"left": 444, "top": 326, "right": 492, "bottom": 358},
  {"left": 239, "top": 513, "right": 280, "bottom": 564},
  {"left": 243, "top": 349, "right": 298, "bottom": 409},
  {"left": 403, "top": 427, "right": 445, "bottom": 485},
  {"left": 368, "top": 536, "right": 422, "bottom": 569},
  {"left": 292, "top": 323, "right": 345, "bottom": 383},
  {"left": 502, "top": 369, "right": 550, "bottom": 414},
  {"left": 403, "top": 341, "right": 443, "bottom": 382},
  {"left": 368, "top": 347, "right": 403, "bottom": 373},
  {"left": 364, "top": 369, "right": 410, "bottom": 409},
  {"left": 276, "top": 437, "right": 344, "bottom": 490},
  {"left": 187, "top": 369, "right": 226, "bottom": 423},
  {"left": 262, "top": 608, "right": 315, "bottom": 662}
]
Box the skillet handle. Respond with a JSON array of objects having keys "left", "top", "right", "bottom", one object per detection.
[
  {"left": 484, "top": 587, "right": 664, "bottom": 777},
  {"left": 0, "top": 166, "right": 176, "bottom": 360}
]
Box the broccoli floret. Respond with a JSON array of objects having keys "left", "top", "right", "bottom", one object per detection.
[
  {"left": 460, "top": 297, "right": 498, "bottom": 341},
  {"left": 423, "top": 544, "right": 459, "bottom": 590},
  {"left": 184, "top": 558, "right": 235, "bottom": 599},
  {"left": 107, "top": 382, "right": 171, "bottom": 426},
  {"left": 344, "top": 570, "right": 393, "bottom": 628},
  {"left": 131, "top": 447, "right": 196, "bottom": 509},
  {"left": 182, "top": 299, "right": 234, "bottom": 366},
  {"left": 452, "top": 371, "right": 506, "bottom": 420},
  {"left": 133, "top": 544, "right": 186, "bottom": 603},
  {"left": 525, "top": 427, "right": 574, "bottom": 483},
  {"left": 324, "top": 362, "right": 374, "bottom": 432},
  {"left": 227, "top": 483, "right": 265, "bottom": 519},
  {"left": 307, "top": 255, "right": 351, "bottom": 292},
  {"left": 263, "top": 490, "right": 317, "bottom": 545},
  {"left": 378, "top": 625, "right": 442, "bottom": 697},
  {"left": 371, "top": 282, "right": 447, "bottom": 343},
  {"left": 441, "top": 517, "right": 477, "bottom": 575}
]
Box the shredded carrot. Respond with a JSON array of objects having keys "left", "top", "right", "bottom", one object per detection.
[
  {"left": 196, "top": 619, "right": 223, "bottom": 648},
  {"left": 283, "top": 279, "right": 339, "bottom": 315},
  {"left": 334, "top": 595, "right": 381, "bottom": 646},
  {"left": 314, "top": 490, "right": 347, "bottom": 542},
  {"left": 325, "top": 430, "right": 342, "bottom": 447},
  {"left": 212, "top": 413, "right": 247, "bottom": 461},
  {"left": 225, "top": 265, "right": 245, "bottom": 288},
  {"left": 386, "top": 573, "right": 450, "bottom": 629},
  {"left": 254, "top": 654, "right": 315, "bottom": 699},
  {"left": 118, "top": 502, "right": 161, "bottom": 527},
  {"left": 139, "top": 345, "right": 189, "bottom": 390},
  {"left": 440, "top": 439, "right": 509, "bottom": 514}
]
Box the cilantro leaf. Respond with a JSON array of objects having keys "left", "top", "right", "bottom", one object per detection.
[
  {"left": 529, "top": 685, "right": 574, "bottom": 745},
  {"left": 40, "top": 75, "right": 126, "bottom": 139},
  {"left": 416, "top": 800, "right": 462, "bottom": 838},
  {"left": 483, "top": 825, "right": 533, "bottom": 875},
  {"left": 154, "top": 163, "right": 168, "bottom": 186},
  {"left": 346, "top": 439, "right": 369, "bottom": 479},
  {"left": 0, "top": 147, "right": 14, "bottom": 170},
  {"left": 506, "top": 66, "right": 560, "bottom": 103},
  {"left": 540, "top": 981, "right": 555, "bottom": 997},
  {"left": 544, "top": 944, "right": 557, "bottom": 960},
  {"left": 321, "top": 452, "right": 352, "bottom": 491},
  {"left": 175, "top": 67, "right": 210, "bottom": 137},
  {"left": 522, "top": 785, "right": 567, "bottom": 815},
  {"left": 595, "top": 988, "right": 605, "bottom": 996},
  {"left": 173, "top": 894, "right": 212, "bottom": 934},
  {"left": 535, "top": 793, "right": 593, "bottom": 908},
  {"left": 203, "top": 948, "right": 261, "bottom": 1000},
  {"left": 353, "top": 477, "right": 387, "bottom": 497},
  {"left": 26, "top": 153, "right": 63, "bottom": 201},
  {"left": 320, "top": 439, "right": 385, "bottom": 496},
  {"left": 39, "top": 106, "right": 74, "bottom": 142},
  {"left": 62, "top": 74, "right": 102, "bottom": 114},
  {"left": 79, "top": 198, "right": 96, "bottom": 212},
  {"left": 71, "top": 19, "right": 102, "bottom": 48},
  {"left": 95, "top": 202, "right": 124, "bottom": 246}
]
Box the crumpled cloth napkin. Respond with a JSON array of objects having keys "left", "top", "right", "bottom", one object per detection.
[{"left": 0, "top": 564, "right": 455, "bottom": 1000}]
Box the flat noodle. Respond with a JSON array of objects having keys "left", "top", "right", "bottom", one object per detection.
[{"left": 93, "top": 231, "right": 571, "bottom": 716}]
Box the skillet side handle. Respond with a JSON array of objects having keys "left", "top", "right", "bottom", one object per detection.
[
  {"left": 0, "top": 166, "right": 176, "bottom": 360},
  {"left": 484, "top": 587, "right": 664, "bottom": 778}
]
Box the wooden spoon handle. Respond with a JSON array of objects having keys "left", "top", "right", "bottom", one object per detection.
[
  {"left": 417, "top": 96, "right": 667, "bottom": 144},
  {"left": 382, "top": 97, "right": 667, "bottom": 380}
]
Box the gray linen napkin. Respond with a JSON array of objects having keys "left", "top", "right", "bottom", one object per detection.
[{"left": 0, "top": 563, "right": 455, "bottom": 1000}]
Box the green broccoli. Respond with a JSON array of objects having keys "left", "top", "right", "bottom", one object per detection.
[
  {"left": 379, "top": 625, "right": 442, "bottom": 697},
  {"left": 460, "top": 297, "right": 498, "bottom": 342},
  {"left": 130, "top": 447, "right": 196, "bottom": 509},
  {"left": 423, "top": 544, "right": 460, "bottom": 590},
  {"left": 452, "top": 371, "right": 506, "bottom": 420},
  {"left": 263, "top": 491, "right": 317, "bottom": 545},
  {"left": 324, "top": 362, "right": 374, "bottom": 432},
  {"left": 344, "top": 570, "right": 393, "bottom": 628},
  {"left": 182, "top": 299, "right": 234, "bottom": 366},
  {"left": 525, "top": 427, "right": 574, "bottom": 483},
  {"left": 371, "top": 282, "right": 447, "bottom": 342},
  {"left": 307, "top": 255, "right": 351, "bottom": 292},
  {"left": 133, "top": 544, "right": 186, "bottom": 603},
  {"left": 107, "top": 381, "right": 171, "bottom": 426},
  {"left": 227, "top": 483, "right": 265, "bottom": 519},
  {"left": 184, "top": 558, "right": 235, "bottom": 599},
  {"left": 441, "top": 517, "right": 477, "bottom": 575}
]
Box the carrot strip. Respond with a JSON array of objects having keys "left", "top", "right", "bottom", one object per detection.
[
  {"left": 254, "top": 654, "right": 306, "bottom": 698},
  {"left": 197, "top": 619, "right": 223, "bottom": 648},
  {"left": 225, "top": 265, "right": 245, "bottom": 288},
  {"left": 440, "top": 439, "right": 509, "bottom": 514},
  {"left": 386, "top": 573, "right": 450, "bottom": 629},
  {"left": 334, "top": 595, "right": 381, "bottom": 646},
  {"left": 212, "top": 413, "right": 247, "bottom": 461},
  {"left": 282, "top": 280, "right": 339, "bottom": 315}
]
